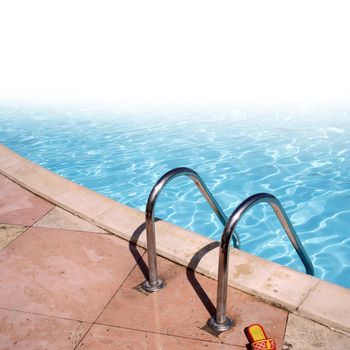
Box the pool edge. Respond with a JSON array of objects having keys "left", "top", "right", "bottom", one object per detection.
[{"left": 1, "top": 143, "right": 349, "bottom": 334}]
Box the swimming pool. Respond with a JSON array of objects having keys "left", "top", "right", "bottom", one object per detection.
[{"left": 1, "top": 104, "right": 349, "bottom": 288}]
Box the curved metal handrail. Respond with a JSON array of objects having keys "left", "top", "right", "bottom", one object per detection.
[
  {"left": 142, "top": 167, "right": 240, "bottom": 292},
  {"left": 208, "top": 192, "right": 315, "bottom": 331}
]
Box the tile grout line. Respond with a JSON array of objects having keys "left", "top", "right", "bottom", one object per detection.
[
  {"left": 0, "top": 166, "right": 122, "bottom": 239},
  {"left": 0, "top": 168, "right": 59, "bottom": 209},
  {"left": 0, "top": 168, "right": 115, "bottom": 235},
  {"left": 0, "top": 306, "right": 89, "bottom": 324},
  {"left": 30, "top": 225, "right": 114, "bottom": 238},
  {"left": 286, "top": 310, "right": 350, "bottom": 340},
  {"left": 73, "top": 249, "right": 148, "bottom": 349},
  {"left": 0, "top": 205, "right": 56, "bottom": 251},
  {"left": 0, "top": 168, "right": 103, "bottom": 234},
  {"left": 296, "top": 280, "right": 321, "bottom": 312},
  {"left": 73, "top": 249, "right": 245, "bottom": 348},
  {"left": 291, "top": 279, "right": 350, "bottom": 336},
  {"left": 31, "top": 205, "right": 57, "bottom": 226},
  {"left": 281, "top": 312, "right": 291, "bottom": 348},
  {"left": 0, "top": 224, "right": 30, "bottom": 250},
  {"left": 0, "top": 244, "right": 243, "bottom": 348},
  {"left": 32, "top": 225, "right": 114, "bottom": 235},
  {"left": 92, "top": 321, "right": 247, "bottom": 348},
  {"left": 72, "top": 319, "right": 94, "bottom": 348},
  {"left": 89, "top": 251, "right": 246, "bottom": 348}
]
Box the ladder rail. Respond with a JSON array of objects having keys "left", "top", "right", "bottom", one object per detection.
[
  {"left": 142, "top": 167, "right": 240, "bottom": 292},
  {"left": 208, "top": 192, "right": 315, "bottom": 331}
]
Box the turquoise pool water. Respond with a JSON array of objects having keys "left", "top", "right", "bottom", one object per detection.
[{"left": 1, "top": 105, "right": 350, "bottom": 288}]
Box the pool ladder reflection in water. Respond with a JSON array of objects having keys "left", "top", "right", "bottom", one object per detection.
[{"left": 141, "top": 167, "right": 314, "bottom": 332}]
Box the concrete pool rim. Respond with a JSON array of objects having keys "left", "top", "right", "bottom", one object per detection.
[{"left": 0, "top": 144, "right": 349, "bottom": 335}]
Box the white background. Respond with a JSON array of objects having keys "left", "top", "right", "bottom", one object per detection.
[{"left": 1, "top": 0, "right": 349, "bottom": 107}]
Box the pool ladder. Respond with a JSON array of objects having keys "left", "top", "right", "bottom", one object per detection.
[{"left": 141, "top": 167, "right": 314, "bottom": 332}]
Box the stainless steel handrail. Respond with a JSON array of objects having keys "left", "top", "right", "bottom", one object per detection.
[
  {"left": 142, "top": 167, "right": 240, "bottom": 292},
  {"left": 208, "top": 192, "right": 315, "bottom": 331}
]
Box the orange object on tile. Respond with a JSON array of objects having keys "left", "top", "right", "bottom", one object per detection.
[{"left": 244, "top": 324, "right": 276, "bottom": 350}]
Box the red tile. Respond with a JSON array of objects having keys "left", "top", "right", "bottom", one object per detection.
[
  {"left": 0, "top": 308, "right": 90, "bottom": 349},
  {"left": 0, "top": 227, "right": 144, "bottom": 322},
  {"left": 0, "top": 175, "right": 54, "bottom": 225},
  {"left": 78, "top": 324, "right": 241, "bottom": 349},
  {"left": 98, "top": 255, "right": 287, "bottom": 348}
]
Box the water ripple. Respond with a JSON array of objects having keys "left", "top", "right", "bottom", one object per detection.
[{"left": 1, "top": 105, "right": 350, "bottom": 288}]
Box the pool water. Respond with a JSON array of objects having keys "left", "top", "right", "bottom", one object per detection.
[{"left": 1, "top": 105, "right": 350, "bottom": 288}]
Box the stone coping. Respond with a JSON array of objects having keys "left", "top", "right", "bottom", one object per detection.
[{"left": 1, "top": 144, "right": 349, "bottom": 335}]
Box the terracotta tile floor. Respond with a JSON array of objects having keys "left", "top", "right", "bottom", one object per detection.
[
  {"left": 0, "top": 227, "right": 144, "bottom": 322},
  {"left": 0, "top": 174, "right": 288, "bottom": 349},
  {"left": 0, "top": 174, "right": 54, "bottom": 226},
  {"left": 97, "top": 255, "right": 287, "bottom": 347},
  {"left": 77, "top": 324, "right": 240, "bottom": 350},
  {"left": 0, "top": 308, "right": 90, "bottom": 349}
]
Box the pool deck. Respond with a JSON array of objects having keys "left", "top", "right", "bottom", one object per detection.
[{"left": 1, "top": 144, "right": 350, "bottom": 349}]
